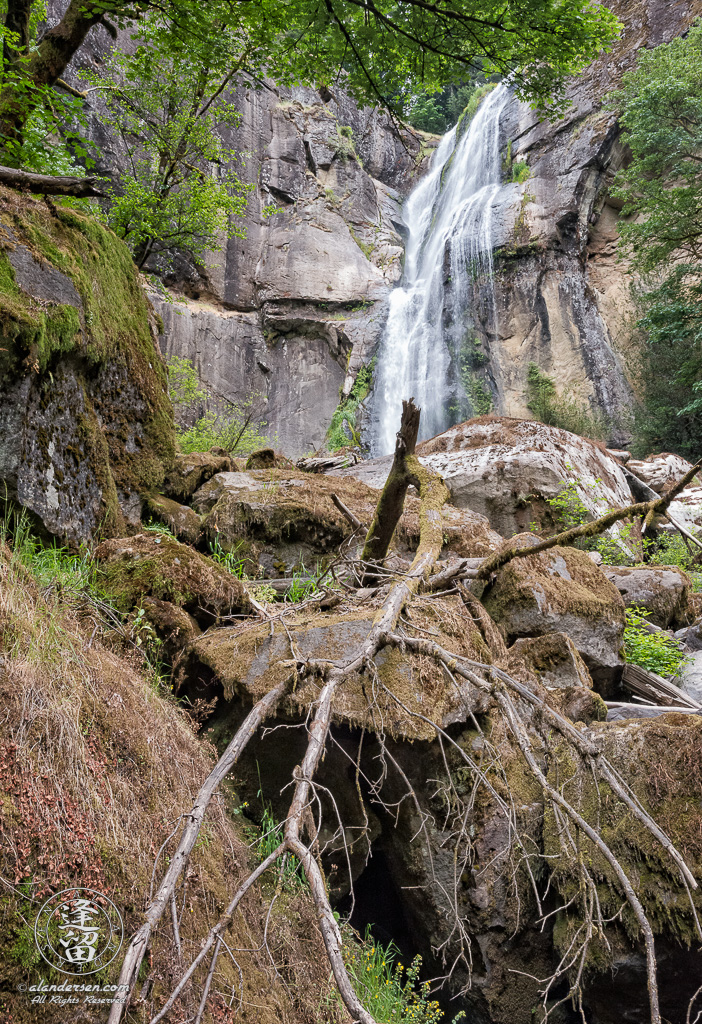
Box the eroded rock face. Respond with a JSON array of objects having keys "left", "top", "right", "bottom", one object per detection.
[
  {"left": 0, "top": 189, "right": 174, "bottom": 543},
  {"left": 150, "top": 87, "right": 430, "bottom": 457},
  {"left": 481, "top": 534, "right": 626, "bottom": 691}
]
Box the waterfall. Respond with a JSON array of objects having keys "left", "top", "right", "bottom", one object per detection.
[{"left": 370, "top": 83, "right": 509, "bottom": 455}]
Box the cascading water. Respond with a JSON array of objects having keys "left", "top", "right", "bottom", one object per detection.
[{"left": 370, "top": 83, "right": 509, "bottom": 455}]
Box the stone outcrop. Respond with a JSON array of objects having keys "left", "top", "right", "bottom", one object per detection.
[
  {"left": 149, "top": 87, "right": 431, "bottom": 457},
  {"left": 333, "top": 416, "right": 635, "bottom": 540},
  {"left": 603, "top": 564, "right": 695, "bottom": 629},
  {"left": 483, "top": 0, "right": 702, "bottom": 436},
  {"left": 0, "top": 188, "right": 174, "bottom": 543},
  {"left": 481, "top": 533, "right": 626, "bottom": 691}
]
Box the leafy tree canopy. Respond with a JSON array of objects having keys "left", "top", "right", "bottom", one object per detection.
[
  {"left": 0, "top": 0, "right": 620, "bottom": 168},
  {"left": 613, "top": 19, "right": 702, "bottom": 273}
]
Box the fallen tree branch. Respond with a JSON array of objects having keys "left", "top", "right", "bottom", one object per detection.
[
  {"left": 476, "top": 459, "right": 702, "bottom": 580},
  {"left": 331, "top": 492, "right": 364, "bottom": 530},
  {"left": 0, "top": 164, "right": 106, "bottom": 197},
  {"left": 108, "top": 677, "right": 291, "bottom": 1024}
]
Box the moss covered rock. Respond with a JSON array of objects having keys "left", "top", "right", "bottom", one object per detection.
[
  {"left": 95, "top": 533, "right": 250, "bottom": 624},
  {"left": 162, "top": 450, "right": 234, "bottom": 502},
  {"left": 482, "top": 533, "right": 626, "bottom": 692},
  {"left": 195, "top": 468, "right": 500, "bottom": 577},
  {"left": 143, "top": 493, "right": 203, "bottom": 546},
  {"left": 0, "top": 188, "right": 175, "bottom": 542}
]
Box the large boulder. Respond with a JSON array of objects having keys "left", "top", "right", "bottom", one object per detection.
[
  {"left": 143, "top": 493, "right": 203, "bottom": 546},
  {"left": 417, "top": 417, "right": 634, "bottom": 537},
  {"left": 481, "top": 534, "right": 626, "bottom": 691},
  {"left": 194, "top": 468, "right": 501, "bottom": 576},
  {"left": 602, "top": 565, "right": 695, "bottom": 629},
  {"left": 0, "top": 190, "right": 175, "bottom": 542},
  {"left": 95, "top": 533, "right": 250, "bottom": 624},
  {"left": 162, "top": 450, "right": 234, "bottom": 503},
  {"left": 627, "top": 453, "right": 701, "bottom": 495},
  {"left": 333, "top": 417, "right": 634, "bottom": 540}
]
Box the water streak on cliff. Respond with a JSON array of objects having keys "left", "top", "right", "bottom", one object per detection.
[{"left": 370, "top": 84, "right": 509, "bottom": 454}]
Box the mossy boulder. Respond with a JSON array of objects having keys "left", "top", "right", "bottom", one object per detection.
[
  {"left": 603, "top": 564, "right": 695, "bottom": 629},
  {"left": 143, "top": 493, "right": 203, "bottom": 546},
  {"left": 179, "top": 593, "right": 499, "bottom": 741},
  {"left": 95, "top": 533, "right": 250, "bottom": 624},
  {"left": 140, "top": 596, "right": 201, "bottom": 660},
  {"left": 0, "top": 188, "right": 175, "bottom": 542},
  {"left": 482, "top": 534, "right": 626, "bottom": 692},
  {"left": 162, "top": 450, "right": 234, "bottom": 502},
  {"left": 545, "top": 714, "right": 702, "bottom": 1024},
  {"left": 195, "top": 468, "right": 500, "bottom": 577}
]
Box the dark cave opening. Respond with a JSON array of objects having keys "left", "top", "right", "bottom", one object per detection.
[{"left": 337, "top": 849, "right": 420, "bottom": 969}]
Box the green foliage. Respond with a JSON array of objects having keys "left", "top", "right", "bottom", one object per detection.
[
  {"left": 327, "top": 361, "right": 374, "bottom": 451},
  {"left": 465, "top": 373, "right": 493, "bottom": 415},
  {"left": 2, "top": 0, "right": 620, "bottom": 190},
  {"left": 166, "top": 356, "right": 271, "bottom": 456},
  {"left": 502, "top": 139, "right": 530, "bottom": 182},
  {"left": 334, "top": 124, "right": 357, "bottom": 160},
  {"left": 526, "top": 363, "right": 609, "bottom": 440},
  {"left": 511, "top": 161, "right": 530, "bottom": 183},
  {"left": 167, "top": 355, "right": 208, "bottom": 411},
  {"left": 408, "top": 78, "right": 492, "bottom": 134},
  {"left": 544, "top": 481, "right": 635, "bottom": 565},
  {"left": 0, "top": 506, "right": 104, "bottom": 596},
  {"left": 176, "top": 408, "right": 270, "bottom": 456},
  {"left": 341, "top": 930, "right": 463, "bottom": 1024},
  {"left": 624, "top": 606, "right": 689, "bottom": 677},
  {"left": 612, "top": 21, "right": 702, "bottom": 274},
  {"left": 82, "top": 12, "right": 253, "bottom": 270},
  {"left": 456, "top": 83, "right": 498, "bottom": 140},
  {"left": 627, "top": 273, "right": 702, "bottom": 460},
  {"left": 610, "top": 22, "right": 702, "bottom": 458}
]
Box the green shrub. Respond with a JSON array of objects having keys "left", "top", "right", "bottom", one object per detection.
[
  {"left": 166, "top": 356, "right": 271, "bottom": 456},
  {"left": 341, "top": 929, "right": 463, "bottom": 1024},
  {"left": 545, "top": 482, "right": 636, "bottom": 565},
  {"left": 624, "top": 606, "right": 689, "bottom": 677},
  {"left": 465, "top": 374, "right": 493, "bottom": 415},
  {"left": 526, "top": 363, "right": 609, "bottom": 441},
  {"left": 511, "top": 160, "right": 530, "bottom": 183},
  {"left": 327, "top": 362, "right": 374, "bottom": 451}
]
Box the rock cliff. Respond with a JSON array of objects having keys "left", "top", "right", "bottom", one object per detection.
[
  {"left": 487, "top": 0, "right": 702, "bottom": 434},
  {"left": 151, "top": 87, "right": 429, "bottom": 457}
]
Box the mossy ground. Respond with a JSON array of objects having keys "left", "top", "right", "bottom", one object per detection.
[{"left": 0, "top": 541, "right": 346, "bottom": 1024}]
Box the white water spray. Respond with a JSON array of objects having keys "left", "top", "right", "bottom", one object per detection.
[{"left": 370, "top": 83, "right": 509, "bottom": 455}]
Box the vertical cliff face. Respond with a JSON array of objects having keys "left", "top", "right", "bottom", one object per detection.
[
  {"left": 482, "top": 0, "right": 702, "bottom": 438},
  {"left": 152, "top": 86, "right": 431, "bottom": 456},
  {"left": 48, "top": 0, "right": 702, "bottom": 457}
]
